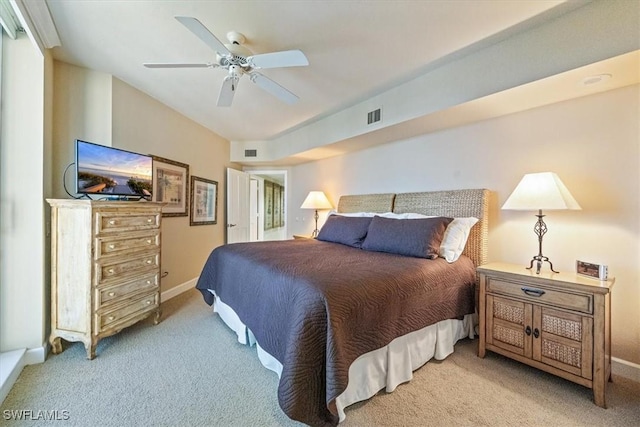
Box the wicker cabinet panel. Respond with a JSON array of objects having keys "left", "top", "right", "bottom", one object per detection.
[
  {"left": 48, "top": 200, "right": 163, "bottom": 360},
  {"left": 478, "top": 263, "right": 613, "bottom": 409}
]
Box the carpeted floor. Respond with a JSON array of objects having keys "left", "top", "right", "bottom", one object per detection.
[{"left": 2, "top": 289, "right": 639, "bottom": 426}]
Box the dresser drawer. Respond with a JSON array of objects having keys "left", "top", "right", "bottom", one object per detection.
[
  {"left": 97, "top": 291, "right": 159, "bottom": 332},
  {"left": 97, "top": 273, "right": 159, "bottom": 307},
  {"left": 487, "top": 278, "right": 593, "bottom": 314},
  {"left": 96, "top": 231, "right": 160, "bottom": 258},
  {"left": 96, "top": 210, "right": 160, "bottom": 233},
  {"left": 97, "top": 252, "right": 160, "bottom": 285}
]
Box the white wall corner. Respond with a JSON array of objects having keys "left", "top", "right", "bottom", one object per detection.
[
  {"left": 0, "top": 349, "right": 26, "bottom": 405},
  {"left": 612, "top": 357, "right": 640, "bottom": 384},
  {"left": 161, "top": 277, "right": 198, "bottom": 302}
]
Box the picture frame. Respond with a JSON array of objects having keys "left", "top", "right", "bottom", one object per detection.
[
  {"left": 190, "top": 176, "right": 218, "bottom": 226},
  {"left": 151, "top": 156, "right": 189, "bottom": 217},
  {"left": 265, "top": 181, "right": 273, "bottom": 230}
]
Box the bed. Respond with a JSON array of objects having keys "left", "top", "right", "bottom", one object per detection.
[{"left": 196, "top": 189, "right": 490, "bottom": 426}]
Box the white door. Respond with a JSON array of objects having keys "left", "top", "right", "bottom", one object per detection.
[
  {"left": 226, "top": 168, "right": 250, "bottom": 244},
  {"left": 249, "top": 179, "right": 259, "bottom": 242}
]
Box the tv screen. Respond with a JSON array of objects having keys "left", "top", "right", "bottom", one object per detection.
[{"left": 75, "top": 139, "right": 153, "bottom": 198}]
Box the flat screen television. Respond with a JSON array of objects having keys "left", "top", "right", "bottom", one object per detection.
[{"left": 75, "top": 139, "right": 153, "bottom": 198}]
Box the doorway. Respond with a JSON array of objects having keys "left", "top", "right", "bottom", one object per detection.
[{"left": 248, "top": 170, "right": 288, "bottom": 241}]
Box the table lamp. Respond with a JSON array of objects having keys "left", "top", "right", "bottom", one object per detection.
[
  {"left": 502, "top": 172, "right": 581, "bottom": 274},
  {"left": 300, "top": 191, "right": 332, "bottom": 237}
]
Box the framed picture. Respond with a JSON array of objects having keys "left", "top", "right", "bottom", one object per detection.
[
  {"left": 151, "top": 156, "right": 189, "bottom": 217},
  {"left": 190, "top": 176, "right": 218, "bottom": 226},
  {"left": 264, "top": 181, "right": 273, "bottom": 230}
]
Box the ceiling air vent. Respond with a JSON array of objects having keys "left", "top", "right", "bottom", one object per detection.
[
  {"left": 367, "top": 108, "right": 381, "bottom": 125},
  {"left": 244, "top": 149, "right": 257, "bottom": 157}
]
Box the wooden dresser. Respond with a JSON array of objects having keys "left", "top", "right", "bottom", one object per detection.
[
  {"left": 477, "top": 262, "right": 614, "bottom": 408},
  {"left": 47, "top": 199, "right": 164, "bottom": 359}
]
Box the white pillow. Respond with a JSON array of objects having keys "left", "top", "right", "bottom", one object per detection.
[
  {"left": 329, "top": 210, "right": 407, "bottom": 219},
  {"left": 439, "top": 217, "right": 479, "bottom": 262},
  {"left": 398, "top": 213, "right": 479, "bottom": 262}
]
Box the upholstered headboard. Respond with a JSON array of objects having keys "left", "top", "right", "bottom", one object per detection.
[{"left": 337, "top": 189, "right": 490, "bottom": 267}]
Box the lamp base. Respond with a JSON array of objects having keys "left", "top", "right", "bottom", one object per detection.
[
  {"left": 527, "top": 255, "right": 558, "bottom": 275},
  {"left": 526, "top": 209, "right": 559, "bottom": 275}
]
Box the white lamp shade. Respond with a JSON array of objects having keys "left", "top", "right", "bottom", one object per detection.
[
  {"left": 300, "top": 191, "right": 332, "bottom": 210},
  {"left": 502, "top": 172, "right": 581, "bottom": 211}
]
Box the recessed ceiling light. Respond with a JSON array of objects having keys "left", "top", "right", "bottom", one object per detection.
[{"left": 581, "top": 74, "right": 612, "bottom": 86}]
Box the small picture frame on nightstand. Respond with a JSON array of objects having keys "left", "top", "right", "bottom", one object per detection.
[{"left": 576, "top": 260, "right": 608, "bottom": 280}]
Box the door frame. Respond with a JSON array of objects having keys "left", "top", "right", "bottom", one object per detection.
[{"left": 245, "top": 169, "right": 288, "bottom": 240}]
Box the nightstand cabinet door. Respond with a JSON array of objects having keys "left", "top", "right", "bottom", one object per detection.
[
  {"left": 486, "top": 295, "right": 533, "bottom": 358},
  {"left": 536, "top": 306, "right": 593, "bottom": 379}
]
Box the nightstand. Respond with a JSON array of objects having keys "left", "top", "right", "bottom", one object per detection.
[{"left": 477, "top": 262, "right": 614, "bottom": 408}]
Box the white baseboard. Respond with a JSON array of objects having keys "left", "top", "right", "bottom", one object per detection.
[
  {"left": 0, "top": 342, "right": 50, "bottom": 404},
  {"left": 0, "top": 349, "right": 26, "bottom": 405},
  {"left": 161, "top": 277, "right": 198, "bottom": 302},
  {"left": 612, "top": 357, "right": 640, "bottom": 383}
]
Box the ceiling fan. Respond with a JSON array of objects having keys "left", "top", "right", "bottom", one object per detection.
[{"left": 144, "top": 16, "right": 309, "bottom": 107}]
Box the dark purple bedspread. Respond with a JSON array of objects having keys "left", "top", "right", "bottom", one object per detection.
[{"left": 196, "top": 239, "right": 476, "bottom": 426}]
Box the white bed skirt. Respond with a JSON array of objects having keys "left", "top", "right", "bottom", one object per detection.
[{"left": 209, "top": 290, "right": 476, "bottom": 422}]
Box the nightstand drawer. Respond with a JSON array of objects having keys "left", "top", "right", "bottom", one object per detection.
[{"left": 487, "top": 278, "right": 593, "bottom": 314}]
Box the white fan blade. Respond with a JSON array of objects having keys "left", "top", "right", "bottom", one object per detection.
[
  {"left": 247, "top": 50, "right": 309, "bottom": 69},
  {"left": 250, "top": 72, "right": 299, "bottom": 105},
  {"left": 217, "top": 76, "right": 239, "bottom": 107},
  {"left": 144, "top": 63, "right": 213, "bottom": 68},
  {"left": 175, "top": 16, "right": 232, "bottom": 57}
]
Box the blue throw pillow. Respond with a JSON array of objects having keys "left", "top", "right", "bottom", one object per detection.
[
  {"left": 361, "top": 215, "right": 453, "bottom": 259},
  {"left": 317, "top": 215, "right": 373, "bottom": 248}
]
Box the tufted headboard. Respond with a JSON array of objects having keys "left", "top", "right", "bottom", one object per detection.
[{"left": 337, "top": 189, "right": 490, "bottom": 267}]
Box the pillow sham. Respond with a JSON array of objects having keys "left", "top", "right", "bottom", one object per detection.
[
  {"left": 439, "top": 217, "right": 479, "bottom": 262},
  {"left": 317, "top": 215, "right": 373, "bottom": 248},
  {"left": 361, "top": 216, "right": 453, "bottom": 259},
  {"left": 328, "top": 210, "right": 407, "bottom": 219},
  {"left": 401, "top": 213, "right": 479, "bottom": 263}
]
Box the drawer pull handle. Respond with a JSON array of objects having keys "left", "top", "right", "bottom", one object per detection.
[
  {"left": 107, "top": 292, "right": 115, "bottom": 297},
  {"left": 521, "top": 287, "right": 545, "bottom": 297},
  {"left": 107, "top": 268, "right": 115, "bottom": 274},
  {"left": 147, "top": 240, "right": 152, "bottom": 244},
  {"left": 108, "top": 244, "right": 115, "bottom": 249},
  {"left": 108, "top": 316, "right": 115, "bottom": 321},
  {"left": 108, "top": 220, "right": 116, "bottom": 225},
  {"left": 533, "top": 328, "right": 540, "bottom": 339},
  {"left": 146, "top": 300, "right": 152, "bottom": 305},
  {"left": 525, "top": 326, "right": 532, "bottom": 336},
  {"left": 147, "top": 218, "right": 153, "bottom": 223},
  {"left": 146, "top": 260, "right": 152, "bottom": 264},
  {"left": 146, "top": 280, "right": 151, "bottom": 284}
]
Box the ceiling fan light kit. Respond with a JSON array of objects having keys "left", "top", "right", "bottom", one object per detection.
[{"left": 144, "top": 16, "right": 309, "bottom": 107}]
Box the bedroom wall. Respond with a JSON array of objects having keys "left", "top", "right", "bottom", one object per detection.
[
  {"left": 289, "top": 84, "right": 640, "bottom": 368},
  {"left": 111, "top": 78, "right": 232, "bottom": 293},
  {"left": 52, "top": 62, "right": 235, "bottom": 295}
]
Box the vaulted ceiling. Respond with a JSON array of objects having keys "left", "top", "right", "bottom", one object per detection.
[{"left": 45, "top": 1, "right": 639, "bottom": 165}]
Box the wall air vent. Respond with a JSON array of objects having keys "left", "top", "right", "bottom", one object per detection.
[
  {"left": 367, "top": 108, "right": 382, "bottom": 125},
  {"left": 244, "top": 149, "right": 257, "bottom": 157}
]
